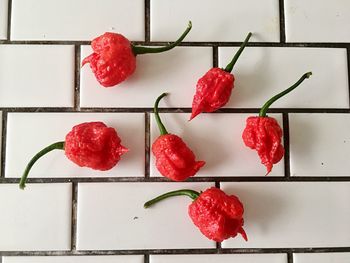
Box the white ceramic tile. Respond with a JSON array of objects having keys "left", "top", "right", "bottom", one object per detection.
[
  {"left": 11, "top": 0, "right": 144, "bottom": 41},
  {"left": 151, "top": 254, "right": 287, "bottom": 263},
  {"left": 0, "top": 183, "right": 72, "bottom": 251},
  {"left": 285, "top": 0, "right": 350, "bottom": 42},
  {"left": 0, "top": 0, "right": 8, "bottom": 39},
  {"left": 0, "top": 45, "right": 74, "bottom": 107},
  {"left": 289, "top": 113, "right": 350, "bottom": 177},
  {"left": 294, "top": 253, "right": 350, "bottom": 263},
  {"left": 77, "top": 182, "right": 215, "bottom": 250},
  {"left": 0, "top": 111, "right": 2, "bottom": 177},
  {"left": 6, "top": 113, "right": 145, "bottom": 178},
  {"left": 151, "top": 0, "right": 279, "bottom": 42},
  {"left": 219, "top": 47, "right": 349, "bottom": 108},
  {"left": 150, "top": 113, "right": 284, "bottom": 177},
  {"left": 221, "top": 182, "right": 350, "bottom": 248},
  {"left": 3, "top": 256, "right": 144, "bottom": 263},
  {"left": 80, "top": 46, "right": 212, "bottom": 107}
]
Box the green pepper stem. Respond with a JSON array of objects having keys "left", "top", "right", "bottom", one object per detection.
[
  {"left": 132, "top": 21, "right": 192, "bottom": 55},
  {"left": 19, "top": 141, "right": 65, "bottom": 190},
  {"left": 259, "top": 72, "right": 312, "bottom": 117},
  {"left": 154, "top": 93, "right": 169, "bottom": 135},
  {"left": 224, "top": 32, "right": 252, "bottom": 73},
  {"left": 144, "top": 189, "right": 200, "bottom": 208}
]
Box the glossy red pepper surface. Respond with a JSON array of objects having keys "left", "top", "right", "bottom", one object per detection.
[
  {"left": 82, "top": 33, "right": 136, "bottom": 87},
  {"left": 190, "top": 68, "right": 234, "bottom": 120},
  {"left": 242, "top": 116, "right": 284, "bottom": 174},
  {"left": 65, "top": 122, "right": 128, "bottom": 170},
  {"left": 152, "top": 134, "right": 205, "bottom": 181},
  {"left": 83, "top": 22, "right": 192, "bottom": 88},
  {"left": 189, "top": 187, "right": 247, "bottom": 242},
  {"left": 144, "top": 187, "right": 247, "bottom": 242},
  {"left": 190, "top": 32, "right": 252, "bottom": 120}
]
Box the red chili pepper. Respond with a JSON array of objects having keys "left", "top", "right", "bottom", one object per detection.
[
  {"left": 242, "top": 72, "right": 312, "bottom": 174},
  {"left": 152, "top": 93, "right": 205, "bottom": 181},
  {"left": 190, "top": 32, "right": 252, "bottom": 120},
  {"left": 83, "top": 22, "right": 192, "bottom": 87},
  {"left": 144, "top": 187, "right": 247, "bottom": 242},
  {"left": 19, "top": 122, "right": 128, "bottom": 189}
]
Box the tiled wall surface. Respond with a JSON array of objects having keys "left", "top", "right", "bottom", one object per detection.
[{"left": 1, "top": 0, "right": 350, "bottom": 262}]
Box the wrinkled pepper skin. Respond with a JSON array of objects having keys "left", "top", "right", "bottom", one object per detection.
[
  {"left": 188, "top": 187, "right": 247, "bottom": 242},
  {"left": 152, "top": 134, "right": 205, "bottom": 181},
  {"left": 190, "top": 68, "right": 234, "bottom": 120},
  {"left": 242, "top": 116, "right": 284, "bottom": 174},
  {"left": 65, "top": 122, "right": 128, "bottom": 170},
  {"left": 82, "top": 33, "right": 136, "bottom": 87}
]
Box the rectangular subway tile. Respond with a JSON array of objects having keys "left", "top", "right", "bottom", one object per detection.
[
  {"left": 151, "top": 0, "right": 279, "bottom": 42},
  {"left": 0, "top": 45, "right": 74, "bottom": 107},
  {"left": 0, "top": 0, "right": 8, "bottom": 39},
  {"left": 6, "top": 113, "right": 145, "bottom": 178},
  {"left": 80, "top": 46, "right": 212, "bottom": 107},
  {"left": 218, "top": 47, "right": 349, "bottom": 108},
  {"left": 2, "top": 256, "right": 144, "bottom": 263},
  {"left": 76, "top": 182, "right": 215, "bottom": 250},
  {"left": 221, "top": 182, "right": 350, "bottom": 248},
  {"left": 150, "top": 113, "right": 284, "bottom": 177},
  {"left": 285, "top": 0, "right": 350, "bottom": 42},
  {"left": 11, "top": 0, "right": 144, "bottom": 41},
  {"left": 289, "top": 113, "right": 350, "bottom": 176},
  {"left": 0, "top": 183, "right": 72, "bottom": 251},
  {"left": 294, "top": 253, "right": 350, "bottom": 263},
  {"left": 150, "top": 254, "right": 288, "bottom": 263}
]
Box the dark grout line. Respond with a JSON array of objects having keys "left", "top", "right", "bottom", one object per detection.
[
  {"left": 1, "top": 247, "right": 350, "bottom": 256},
  {"left": 0, "top": 111, "right": 8, "bottom": 178},
  {"left": 71, "top": 183, "right": 78, "bottom": 251},
  {"left": 282, "top": 113, "right": 291, "bottom": 179},
  {"left": 0, "top": 40, "right": 349, "bottom": 48},
  {"left": 1, "top": 176, "right": 350, "bottom": 184},
  {"left": 279, "top": 0, "right": 286, "bottom": 43},
  {"left": 145, "top": 0, "right": 150, "bottom": 43},
  {"left": 6, "top": 0, "right": 12, "bottom": 40},
  {"left": 287, "top": 251, "right": 294, "bottom": 263},
  {"left": 145, "top": 113, "right": 150, "bottom": 178},
  {"left": 74, "top": 45, "right": 81, "bottom": 111},
  {"left": 213, "top": 46, "right": 218, "bottom": 67},
  {"left": 347, "top": 48, "right": 350, "bottom": 107},
  {"left": 144, "top": 253, "right": 150, "bottom": 263},
  {"left": 0, "top": 107, "right": 350, "bottom": 114}
]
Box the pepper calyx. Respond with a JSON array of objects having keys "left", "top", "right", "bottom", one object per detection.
[{"left": 144, "top": 189, "right": 201, "bottom": 208}]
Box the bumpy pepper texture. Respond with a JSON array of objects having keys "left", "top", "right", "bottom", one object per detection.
[
  {"left": 82, "top": 33, "right": 136, "bottom": 87},
  {"left": 190, "top": 32, "right": 252, "bottom": 120},
  {"left": 144, "top": 187, "right": 247, "bottom": 242},
  {"left": 190, "top": 68, "right": 234, "bottom": 120},
  {"left": 242, "top": 117, "right": 284, "bottom": 174},
  {"left": 152, "top": 93, "right": 205, "bottom": 181},
  {"left": 189, "top": 187, "right": 247, "bottom": 242},
  {"left": 152, "top": 134, "right": 205, "bottom": 181},
  {"left": 242, "top": 72, "right": 312, "bottom": 175},
  {"left": 19, "top": 121, "right": 128, "bottom": 189},
  {"left": 65, "top": 122, "right": 128, "bottom": 171},
  {"left": 83, "top": 22, "right": 192, "bottom": 87}
]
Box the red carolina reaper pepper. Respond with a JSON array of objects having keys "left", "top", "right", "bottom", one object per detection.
[
  {"left": 190, "top": 32, "right": 252, "bottom": 120},
  {"left": 19, "top": 122, "right": 128, "bottom": 189},
  {"left": 144, "top": 187, "right": 247, "bottom": 242},
  {"left": 152, "top": 93, "right": 205, "bottom": 181},
  {"left": 242, "top": 72, "right": 312, "bottom": 174},
  {"left": 83, "top": 22, "right": 192, "bottom": 87}
]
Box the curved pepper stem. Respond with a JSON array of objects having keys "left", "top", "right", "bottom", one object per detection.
[
  {"left": 154, "top": 93, "right": 169, "bottom": 135},
  {"left": 224, "top": 32, "right": 252, "bottom": 73},
  {"left": 144, "top": 189, "right": 200, "bottom": 208},
  {"left": 132, "top": 21, "right": 192, "bottom": 55},
  {"left": 19, "top": 141, "right": 65, "bottom": 189},
  {"left": 259, "top": 72, "right": 312, "bottom": 117}
]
